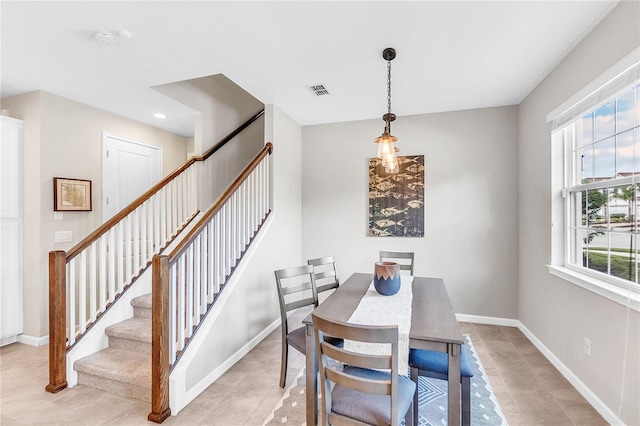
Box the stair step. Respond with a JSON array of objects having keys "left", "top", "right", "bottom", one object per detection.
[
  {"left": 105, "top": 317, "right": 151, "bottom": 354},
  {"left": 131, "top": 293, "right": 152, "bottom": 319},
  {"left": 74, "top": 347, "right": 150, "bottom": 402}
]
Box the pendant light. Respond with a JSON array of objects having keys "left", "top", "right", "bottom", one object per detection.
[{"left": 374, "top": 47, "right": 400, "bottom": 174}]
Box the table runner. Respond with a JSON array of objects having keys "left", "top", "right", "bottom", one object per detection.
[{"left": 343, "top": 276, "right": 413, "bottom": 376}]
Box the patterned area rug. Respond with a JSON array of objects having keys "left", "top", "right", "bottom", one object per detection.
[{"left": 263, "top": 335, "right": 507, "bottom": 425}]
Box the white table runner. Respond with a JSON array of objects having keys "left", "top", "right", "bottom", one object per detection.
[{"left": 343, "top": 276, "right": 413, "bottom": 376}]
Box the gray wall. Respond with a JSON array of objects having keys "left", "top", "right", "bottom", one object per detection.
[
  {"left": 183, "top": 104, "right": 303, "bottom": 392},
  {"left": 518, "top": 1, "right": 639, "bottom": 424},
  {"left": 301, "top": 106, "right": 519, "bottom": 318},
  {"left": 0, "top": 91, "right": 189, "bottom": 339}
]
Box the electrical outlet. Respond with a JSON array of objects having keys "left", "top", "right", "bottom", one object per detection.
[{"left": 584, "top": 337, "right": 592, "bottom": 357}]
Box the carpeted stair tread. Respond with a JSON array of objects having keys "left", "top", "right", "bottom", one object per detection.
[
  {"left": 131, "top": 293, "right": 152, "bottom": 319},
  {"left": 74, "top": 347, "right": 150, "bottom": 388},
  {"left": 131, "top": 293, "right": 152, "bottom": 309},
  {"left": 105, "top": 317, "right": 151, "bottom": 342}
]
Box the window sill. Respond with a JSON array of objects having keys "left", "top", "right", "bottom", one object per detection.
[{"left": 547, "top": 265, "right": 640, "bottom": 312}]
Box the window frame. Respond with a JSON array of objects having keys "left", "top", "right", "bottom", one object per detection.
[{"left": 548, "top": 48, "right": 640, "bottom": 312}]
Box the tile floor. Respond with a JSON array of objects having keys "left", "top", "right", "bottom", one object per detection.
[{"left": 1, "top": 312, "right": 607, "bottom": 425}]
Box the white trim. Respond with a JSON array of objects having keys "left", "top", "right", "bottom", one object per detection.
[
  {"left": 16, "top": 334, "right": 49, "bottom": 347},
  {"left": 518, "top": 322, "right": 624, "bottom": 426},
  {"left": 547, "top": 47, "right": 640, "bottom": 128},
  {"left": 459, "top": 315, "right": 625, "bottom": 425},
  {"left": 169, "top": 214, "right": 276, "bottom": 414},
  {"left": 547, "top": 265, "right": 640, "bottom": 312},
  {"left": 455, "top": 314, "right": 519, "bottom": 327}
]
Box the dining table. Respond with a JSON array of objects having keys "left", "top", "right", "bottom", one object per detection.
[{"left": 303, "top": 272, "right": 464, "bottom": 425}]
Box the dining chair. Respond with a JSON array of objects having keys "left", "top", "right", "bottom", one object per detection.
[
  {"left": 274, "top": 264, "right": 319, "bottom": 388},
  {"left": 307, "top": 255, "right": 340, "bottom": 295},
  {"left": 312, "top": 313, "right": 416, "bottom": 426},
  {"left": 409, "top": 344, "right": 474, "bottom": 426},
  {"left": 379, "top": 251, "right": 414, "bottom": 275}
]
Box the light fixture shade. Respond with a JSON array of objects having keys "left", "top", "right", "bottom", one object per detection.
[
  {"left": 375, "top": 132, "right": 397, "bottom": 159},
  {"left": 385, "top": 154, "right": 400, "bottom": 174}
]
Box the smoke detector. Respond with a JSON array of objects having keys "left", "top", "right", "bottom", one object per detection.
[
  {"left": 94, "top": 31, "right": 117, "bottom": 44},
  {"left": 94, "top": 29, "right": 132, "bottom": 45}
]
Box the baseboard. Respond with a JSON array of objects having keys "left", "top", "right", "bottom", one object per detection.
[
  {"left": 517, "top": 323, "right": 623, "bottom": 425},
  {"left": 456, "top": 313, "right": 520, "bottom": 327},
  {"left": 16, "top": 334, "right": 49, "bottom": 347},
  {"left": 171, "top": 317, "right": 281, "bottom": 414},
  {"left": 456, "top": 314, "right": 623, "bottom": 424}
]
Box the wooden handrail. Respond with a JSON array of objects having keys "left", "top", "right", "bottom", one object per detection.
[
  {"left": 201, "top": 109, "right": 265, "bottom": 161},
  {"left": 148, "top": 142, "right": 273, "bottom": 422},
  {"left": 47, "top": 108, "right": 265, "bottom": 397},
  {"left": 168, "top": 142, "right": 273, "bottom": 262},
  {"left": 66, "top": 109, "right": 265, "bottom": 262}
]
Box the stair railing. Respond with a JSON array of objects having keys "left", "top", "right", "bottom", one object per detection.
[
  {"left": 46, "top": 110, "right": 265, "bottom": 394},
  {"left": 148, "top": 142, "right": 273, "bottom": 423}
]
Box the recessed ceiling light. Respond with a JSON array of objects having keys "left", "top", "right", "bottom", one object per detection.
[{"left": 153, "top": 113, "right": 167, "bottom": 119}]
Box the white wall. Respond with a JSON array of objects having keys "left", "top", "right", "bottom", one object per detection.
[
  {"left": 154, "top": 74, "right": 265, "bottom": 208},
  {"left": 178, "top": 104, "right": 303, "bottom": 398},
  {"left": 1, "top": 91, "right": 189, "bottom": 339},
  {"left": 301, "top": 106, "right": 519, "bottom": 318},
  {"left": 518, "top": 1, "right": 639, "bottom": 424}
]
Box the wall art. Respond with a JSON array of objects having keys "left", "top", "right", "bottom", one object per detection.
[{"left": 368, "top": 155, "right": 424, "bottom": 237}]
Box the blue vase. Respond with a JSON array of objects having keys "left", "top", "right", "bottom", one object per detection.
[{"left": 373, "top": 262, "right": 401, "bottom": 296}]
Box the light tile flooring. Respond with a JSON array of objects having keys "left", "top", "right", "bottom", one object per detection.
[{"left": 1, "top": 313, "right": 607, "bottom": 425}]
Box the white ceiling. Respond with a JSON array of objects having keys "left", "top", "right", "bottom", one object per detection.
[{"left": 1, "top": 1, "right": 619, "bottom": 137}]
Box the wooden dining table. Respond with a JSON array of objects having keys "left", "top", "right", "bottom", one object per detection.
[{"left": 303, "top": 272, "right": 464, "bottom": 425}]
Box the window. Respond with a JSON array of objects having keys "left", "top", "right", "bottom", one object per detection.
[
  {"left": 548, "top": 49, "right": 640, "bottom": 310},
  {"left": 563, "top": 84, "right": 640, "bottom": 285}
]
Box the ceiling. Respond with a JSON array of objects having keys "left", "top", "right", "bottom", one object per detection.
[{"left": 1, "top": 1, "right": 619, "bottom": 137}]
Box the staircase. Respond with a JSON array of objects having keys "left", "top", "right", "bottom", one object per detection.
[{"left": 74, "top": 294, "right": 152, "bottom": 402}]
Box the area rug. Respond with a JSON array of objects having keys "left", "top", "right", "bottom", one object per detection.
[{"left": 263, "top": 335, "right": 507, "bottom": 425}]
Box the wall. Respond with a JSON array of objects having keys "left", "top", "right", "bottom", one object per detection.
[
  {"left": 176, "top": 105, "right": 303, "bottom": 407},
  {"left": 301, "top": 106, "right": 519, "bottom": 318},
  {"left": 153, "top": 74, "right": 265, "bottom": 207},
  {"left": 518, "top": 1, "right": 639, "bottom": 424},
  {"left": 1, "top": 91, "right": 189, "bottom": 339}
]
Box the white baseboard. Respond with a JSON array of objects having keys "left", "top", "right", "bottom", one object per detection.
[
  {"left": 456, "top": 313, "right": 520, "bottom": 327},
  {"left": 517, "top": 323, "right": 623, "bottom": 426},
  {"left": 170, "top": 317, "right": 281, "bottom": 415},
  {"left": 16, "top": 334, "right": 49, "bottom": 347},
  {"left": 455, "top": 314, "right": 623, "bottom": 425}
]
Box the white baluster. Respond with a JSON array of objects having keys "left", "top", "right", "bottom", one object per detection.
[
  {"left": 108, "top": 228, "right": 116, "bottom": 302},
  {"left": 133, "top": 209, "right": 140, "bottom": 275},
  {"left": 169, "top": 264, "right": 177, "bottom": 365},
  {"left": 89, "top": 241, "right": 97, "bottom": 323},
  {"left": 177, "top": 255, "right": 185, "bottom": 353},
  {"left": 68, "top": 260, "right": 76, "bottom": 346},
  {"left": 79, "top": 251, "right": 87, "bottom": 334},
  {"left": 99, "top": 234, "right": 107, "bottom": 312},
  {"left": 194, "top": 235, "right": 201, "bottom": 320}
]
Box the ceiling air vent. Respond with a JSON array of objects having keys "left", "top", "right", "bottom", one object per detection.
[{"left": 309, "top": 84, "right": 330, "bottom": 96}]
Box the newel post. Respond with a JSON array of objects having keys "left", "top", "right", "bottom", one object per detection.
[
  {"left": 148, "top": 254, "right": 171, "bottom": 423},
  {"left": 46, "top": 250, "right": 68, "bottom": 393}
]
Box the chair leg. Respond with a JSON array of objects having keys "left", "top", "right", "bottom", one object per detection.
[
  {"left": 461, "top": 376, "right": 471, "bottom": 426},
  {"left": 279, "top": 340, "right": 288, "bottom": 388},
  {"left": 410, "top": 367, "right": 419, "bottom": 426},
  {"left": 404, "top": 399, "right": 414, "bottom": 426}
]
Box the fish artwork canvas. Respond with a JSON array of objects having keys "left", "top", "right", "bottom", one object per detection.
[{"left": 368, "top": 155, "right": 424, "bottom": 237}]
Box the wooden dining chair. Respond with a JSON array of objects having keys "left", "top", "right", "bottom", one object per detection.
[
  {"left": 274, "top": 264, "right": 319, "bottom": 388},
  {"left": 312, "top": 313, "right": 416, "bottom": 426},
  {"left": 379, "top": 251, "right": 414, "bottom": 275},
  {"left": 307, "top": 255, "right": 340, "bottom": 295},
  {"left": 409, "top": 344, "right": 474, "bottom": 426}
]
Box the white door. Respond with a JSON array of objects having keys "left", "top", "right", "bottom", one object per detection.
[
  {"left": 0, "top": 116, "right": 23, "bottom": 345},
  {"left": 102, "top": 133, "right": 162, "bottom": 223}
]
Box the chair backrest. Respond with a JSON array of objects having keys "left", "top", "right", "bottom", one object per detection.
[
  {"left": 379, "top": 251, "right": 414, "bottom": 275},
  {"left": 312, "top": 313, "right": 401, "bottom": 426},
  {"left": 274, "top": 265, "right": 318, "bottom": 335},
  {"left": 307, "top": 255, "right": 340, "bottom": 294}
]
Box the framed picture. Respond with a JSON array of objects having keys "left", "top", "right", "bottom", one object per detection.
[
  {"left": 368, "top": 155, "right": 424, "bottom": 237},
  {"left": 53, "top": 177, "right": 92, "bottom": 211}
]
